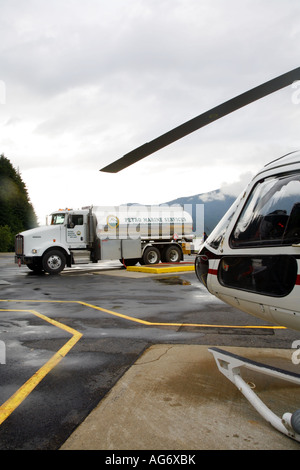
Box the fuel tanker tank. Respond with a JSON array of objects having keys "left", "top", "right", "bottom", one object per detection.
[{"left": 92, "top": 205, "right": 194, "bottom": 241}]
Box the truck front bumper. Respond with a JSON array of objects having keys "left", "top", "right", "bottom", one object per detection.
[{"left": 15, "top": 255, "right": 40, "bottom": 267}]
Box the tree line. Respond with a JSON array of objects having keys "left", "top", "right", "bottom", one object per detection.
[{"left": 0, "top": 154, "right": 38, "bottom": 252}]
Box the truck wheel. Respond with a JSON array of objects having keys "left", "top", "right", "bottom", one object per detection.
[
  {"left": 164, "top": 245, "right": 182, "bottom": 263},
  {"left": 142, "top": 246, "right": 160, "bottom": 265},
  {"left": 42, "top": 250, "right": 66, "bottom": 274}
]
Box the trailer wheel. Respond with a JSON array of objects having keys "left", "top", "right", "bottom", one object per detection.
[
  {"left": 42, "top": 250, "right": 66, "bottom": 274},
  {"left": 142, "top": 246, "right": 160, "bottom": 265},
  {"left": 164, "top": 245, "right": 182, "bottom": 263}
]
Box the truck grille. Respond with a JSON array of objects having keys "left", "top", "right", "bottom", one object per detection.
[{"left": 15, "top": 235, "right": 24, "bottom": 255}]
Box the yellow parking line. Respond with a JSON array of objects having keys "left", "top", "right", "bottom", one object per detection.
[
  {"left": 126, "top": 265, "right": 195, "bottom": 274},
  {"left": 0, "top": 299, "right": 284, "bottom": 425},
  {"left": 0, "top": 308, "right": 82, "bottom": 426},
  {"left": 0, "top": 299, "right": 285, "bottom": 330},
  {"left": 78, "top": 301, "right": 284, "bottom": 329}
]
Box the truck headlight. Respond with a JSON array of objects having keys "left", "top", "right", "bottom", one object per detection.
[{"left": 32, "top": 249, "right": 38, "bottom": 254}]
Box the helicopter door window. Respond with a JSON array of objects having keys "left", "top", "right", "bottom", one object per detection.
[
  {"left": 219, "top": 255, "right": 297, "bottom": 297},
  {"left": 230, "top": 172, "right": 300, "bottom": 247}
]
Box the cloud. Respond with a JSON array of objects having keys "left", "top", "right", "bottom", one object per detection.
[
  {"left": 220, "top": 172, "right": 254, "bottom": 198},
  {"left": 1, "top": 0, "right": 300, "bottom": 223}
]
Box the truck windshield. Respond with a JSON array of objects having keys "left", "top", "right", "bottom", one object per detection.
[{"left": 51, "top": 213, "right": 65, "bottom": 225}]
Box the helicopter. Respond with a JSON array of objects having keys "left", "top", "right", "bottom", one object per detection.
[{"left": 101, "top": 67, "right": 300, "bottom": 442}]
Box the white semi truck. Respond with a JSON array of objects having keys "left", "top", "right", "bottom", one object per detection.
[{"left": 15, "top": 205, "right": 194, "bottom": 274}]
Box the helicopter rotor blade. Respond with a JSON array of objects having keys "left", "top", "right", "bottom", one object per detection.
[{"left": 100, "top": 67, "right": 300, "bottom": 173}]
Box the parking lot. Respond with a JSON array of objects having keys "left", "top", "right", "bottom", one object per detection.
[{"left": 0, "top": 253, "right": 300, "bottom": 450}]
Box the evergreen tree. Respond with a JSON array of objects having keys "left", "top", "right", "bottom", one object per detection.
[{"left": 0, "top": 154, "right": 38, "bottom": 251}]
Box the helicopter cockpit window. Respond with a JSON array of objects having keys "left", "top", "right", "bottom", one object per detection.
[
  {"left": 206, "top": 200, "right": 238, "bottom": 250},
  {"left": 230, "top": 172, "right": 300, "bottom": 247}
]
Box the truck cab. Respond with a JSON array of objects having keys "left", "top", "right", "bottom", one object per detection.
[{"left": 15, "top": 209, "right": 91, "bottom": 274}]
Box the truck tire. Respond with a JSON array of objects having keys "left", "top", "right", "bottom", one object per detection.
[
  {"left": 164, "top": 245, "right": 182, "bottom": 263},
  {"left": 42, "top": 250, "right": 66, "bottom": 274},
  {"left": 142, "top": 246, "right": 160, "bottom": 265}
]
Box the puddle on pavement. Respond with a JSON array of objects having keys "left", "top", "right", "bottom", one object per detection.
[{"left": 154, "top": 276, "right": 191, "bottom": 286}]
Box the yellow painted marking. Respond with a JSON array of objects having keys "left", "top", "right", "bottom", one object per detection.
[
  {"left": 79, "top": 301, "right": 284, "bottom": 329},
  {"left": 0, "top": 308, "right": 82, "bottom": 426},
  {"left": 0, "top": 297, "right": 284, "bottom": 426},
  {"left": 126, "top": 265, "right": 195, "bottom": 274},
  {"left": 0, "top": 298, "right": 284, "bottom": 424}
]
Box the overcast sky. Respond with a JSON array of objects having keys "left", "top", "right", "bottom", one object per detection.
[{"left": 1, "top": 0, "right": 300, "bottom": 223}]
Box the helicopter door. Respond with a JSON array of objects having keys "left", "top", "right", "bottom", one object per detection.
[{"left": 220, "top": 172, "right": 300, "bottom": 297}]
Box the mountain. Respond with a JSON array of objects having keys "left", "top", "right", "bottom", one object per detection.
[
  {"left": 126, "top": 188, "right": 237, "bottom": 236},
  {"left": 164, "top": 189, "right": 236, "bottom": 235}
]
